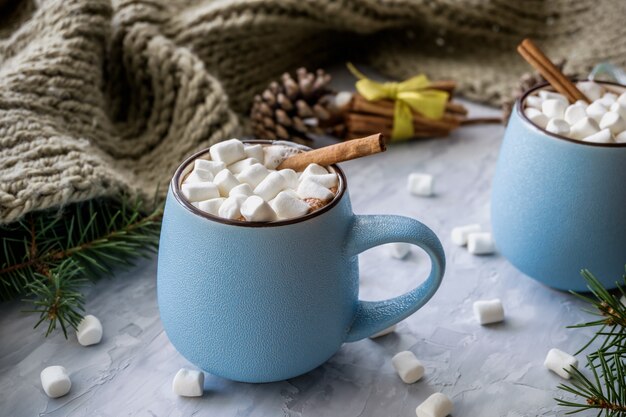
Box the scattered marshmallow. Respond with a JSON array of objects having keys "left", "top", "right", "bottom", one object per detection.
[
  {"left": 270, "top": 190, "right": 311, "bottom": 219},
  {"left": 586, "top": 101, "right": 608, "bottom": 123},
  {"left": 198, "top": 198, "right": 225, "bottom": 216},
  {"left": 599, "top": 111, "right": 626, "bottom": 135},
  {"left": 387, "top": 242, "right": 411, "bottom": 259},
  {"left": 241, "top": 196, "right": 277, "bottom": 222},
  {"left": 451, "top": 224, "right": 482, "bottom": 246},
  {"left": 542, "top": 99, "right": 567, "bottom": 119},
  {"left": 229, "top": 183, "right": 254, "bottom": 197},
  {"left": 467, "top": 232, "right": 495, "bottom": 255},
  {"left": 297, "top": 178, "right": 334, "bottom": 201},
  {"left": 545, "top": 118, "right": 570, "bottom": 136},
  {"left": 583, "top": 128, "right": 614, "bottom": 144},
  {"left": 76, "top": 314, "right": 103, "bottom": 346},
  {"left": 564, "top": 104, "right": 587, "bottom": 125},
  {"left": 40, "top": 366, "right": 71, "bottom": 398},
  {"left": 228, "top": 157, "right": 259, "bottom": 174},
  {"left": 209, "top": 138, "right": 246, "bottom": 165},
  {"left": 544, "top": 348, "right": 578, "bottom": 379},
  {"left": 172, "top": 368, "right": 204, "bottom": 397},
  {"left": 236, "top": 163, "right": 270, "bottom": 188},
  {"left": 369, "top": 324, "right": 396, "bottom": 339},
  {"left": 244, "top": 144, "right": 264, "bottom": 162},
  {"left": 214, "top": 169, "right": 241, "bottom": 196},
  {"left": 416, "top": 393, "right": 453, "bottom": 417},
  {"left": 218, "top": 195, "right": 247, "bottom": 220},
  {"left": 577, "top": 81, "right": 603, "bottom": 101},
  {"left": 181, "top": 182, "right": 220, "bottom": 202},
  {"left": 473, "top": 299, "right": 504, "bottom": 325},
  {"left": 254, "top": 171, "right": 288, "bottom": 201},
  {"left": 524, "top": 107, "right": 549, "bottom": 129},
  {"left": 569, "top": 117, "right": 600, "bottom": 140},
  {"left": 392, "top": 351, "right": 425, "bottom": 384},
  {"left": 407, "top": 173, "right": 434, "bottom": 197}
]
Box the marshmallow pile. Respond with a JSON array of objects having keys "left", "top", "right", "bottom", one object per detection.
[
  {"left": 181, "top": 139, "right": 339, "bottom": 222},
  {"left": 524, "top": 82, "right": 626, "bottom": 144}
]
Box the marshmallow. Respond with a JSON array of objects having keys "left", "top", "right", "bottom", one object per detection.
[
  {"left": 585, "top": 101, "right": 608, "bottom": 123},
  {"left": 241, "top": 195, "right": 277, "bottom": 222},
  {"left": 194, "top": 159, "right": 225, "bottom": 176},
  {"left": 575, "top": 99, "right": 589, "bottom": 109},
  {"left": 610, "top": 101, "right": 626, "bottom": 119},
  {"left": 542, "top": 99, "right": 567, "bottom": 119},
  {"left": 236, "top": 163, "right": 270, "bottom": 188},
  {"left": 564, "top": 104, "right": 587, "bottom": 125},
  {"left": 76, "top": 314, "right": 103, "bottom": 346},
  {"left": 172, "top": 368, "right": 204, "bottom": 397},
  {"left": 297, "top": 178, "right": 334, "bottom": 201},
  {"left": 254, "top": 171, "right": 288, "bottom": 201},
  {"left": 544, "top": 348, "right": 578, "bottom": 379},
  {"left": 615, "top": 130, "right": 626, "bottom": 143},
  {"left": 387, "top": 242, "right": 411, "bottom": 259},
  {"left": 545, "top": 118, "right": 570, "bottom": 136},
  {"left": 583, "top": 128, "right": 614, "bottom": 144},
  {"left": 181, "top": 182, "right": 220, "bottom": 202},
  {"left": 599, "top": 92, "right": 618, "bottom": 107},
  {"left": 198, "top": 197, "right": 225, "bottom": 216},
  {"left": 214, "top": 169, "right": 240, "bottom": 196},
  {"left": 451, "top": 224, "right": 482, "bottom": 246},
  {"left": 577, "top": 81, "right": 604, "bottom": 101},
  {"left": 524, "top": 107, "right": 549, "bottom": 129},
  {"left": 369, "top": 324, "right": 396, "bottom": 339},
  {"left": 570, "top": 117, "right": 600, "bottom": 140},
  {"left": 228, "top": 157, "right": 260, "bottom": 174},
  {"left": 538, "top": 90, "right": 567, "bottom": 102},
  {"left": 244, "top": 144, "right": 264, "bottom": 162},
  {"left": 229, "top": 183, "right": 254, "bottom": 197},
  {"left": 599, "top": 111, "right": 626, "bottom": 134},
  {"left": 278, "top": 168, "right": 299, "bottom": 189},
  {"left": 40, "top": 366, "right": 71, "bottom": 398},
  {"left": 619, "top": 92, "right": 626, "bottom": 107},
  {"left": 392, "top": 351, "right": 425, "bottom": 384},
  {"left": 306, "top": 173, "right": 339, "bottom": 189},
  {"left": 218, "top": 195, "right": 247, "bottom": 220},
  {"left": 467, "top": 232, "right": 495, "bottom": 255},
  {"left": 524, "top": 95, "right": 543, "bottom": 109},
  {"left": 270, "top": 190, "right": 311, "bottom": 219},
  {"left": 301, "top": 163, "right": 329, "bottom": 177},
  {"left": 473, "top": 299, "right": 504, "bottom": 325},
  {"left": 416, "top": 393, "right": 453, "bottom": 417},
  {"left": 209, "top": 138, "right": 246, "bottom": 165},
  {"left": 185, "top": 170, "right": 212, "bottom": 184},
  {"left": 407, "top": 173, "right": 434, "bottom": 197},
  {"left": 264, "top": 144, "right": 299, "bottom": 169}
]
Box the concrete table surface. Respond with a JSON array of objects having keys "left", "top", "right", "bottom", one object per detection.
[{"left": 0, "top": 90, "right": 597, "bottom": 416}]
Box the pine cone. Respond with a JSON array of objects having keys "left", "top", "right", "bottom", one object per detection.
[
  {"left": 502, "top": 60, "right": 574, "bottom": 123},
  {"left": 250, "top": 68, "right": 335, "bottom": 144}
]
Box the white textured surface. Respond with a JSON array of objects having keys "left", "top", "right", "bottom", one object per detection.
[{"left": 0, "top": 99, "right": 596, "bottom": 416}]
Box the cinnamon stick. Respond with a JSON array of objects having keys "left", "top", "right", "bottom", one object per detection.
[
  {"left": 277, "top": 134, "right": 386, "bottom": 171},
  {"left": 517, "top": 39, "right": 589, "bottom": 103}
]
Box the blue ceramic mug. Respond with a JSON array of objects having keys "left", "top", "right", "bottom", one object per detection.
[
  {"left": 157, "top": 141, "right": 445, "bottom": 383},
  {"left": 492, "top": 82, "right": 626, "bottom": 291}
]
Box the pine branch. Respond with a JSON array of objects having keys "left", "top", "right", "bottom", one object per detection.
[{"left": 0, "top": 197, "right": 162, "bottom": 337}]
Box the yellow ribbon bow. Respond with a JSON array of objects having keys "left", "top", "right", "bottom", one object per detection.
[{"left": 347, "top": 63, "right": 449, "bottom": 141}]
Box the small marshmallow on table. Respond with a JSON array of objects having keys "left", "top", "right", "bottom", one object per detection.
[
  {"left": 172, "top": 368, "right": 204, "bottom": 397},
  {"left": 451, "top": 224, "right": 481, "bottom": 246},
  {"left": 473, "top": 299, "right": 504, "bottom": 325},
  {"left": 467, "top": 232, "right": 495, "bottom": 255},
  {"left": 41, "top": 366, "right": 71, "bottom": 398},
  {"left": 544, "top": 348, "right": 578, "bottom": 379},
  {"left": 415, "top": 393, "right": 453, "bottom": 417},
  {"left": 392, "top": 351, "right": 425, "bottom": 384},
  {"left": 407, "top": 173, "right": 434, "bottom": 197},
  {"left": 386, "top": 242, "right": 411, "bottom": 259},
  {"left": 76, "top": 314, "right": 103, "bottom": 346}
]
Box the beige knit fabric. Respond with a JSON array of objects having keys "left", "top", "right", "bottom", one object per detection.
[{"left": 1, "top": 0, "right": 625, "bottom": 224}]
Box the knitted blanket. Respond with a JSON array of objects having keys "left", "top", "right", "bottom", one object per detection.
[{"left": 1, "top": 0, "right": 624, "bottom": 224}]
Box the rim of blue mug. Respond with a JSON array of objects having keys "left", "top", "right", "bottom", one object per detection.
[
  {"left": 518, "top": 80, "right": 626, "bottom": 148},
  {"left": 171, "top": 140, "right": 347, "bottom": 227}
]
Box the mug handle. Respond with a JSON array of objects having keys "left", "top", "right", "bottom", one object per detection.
[{"left": 344, "top": 215, "right": 446, "bottom": 342}]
